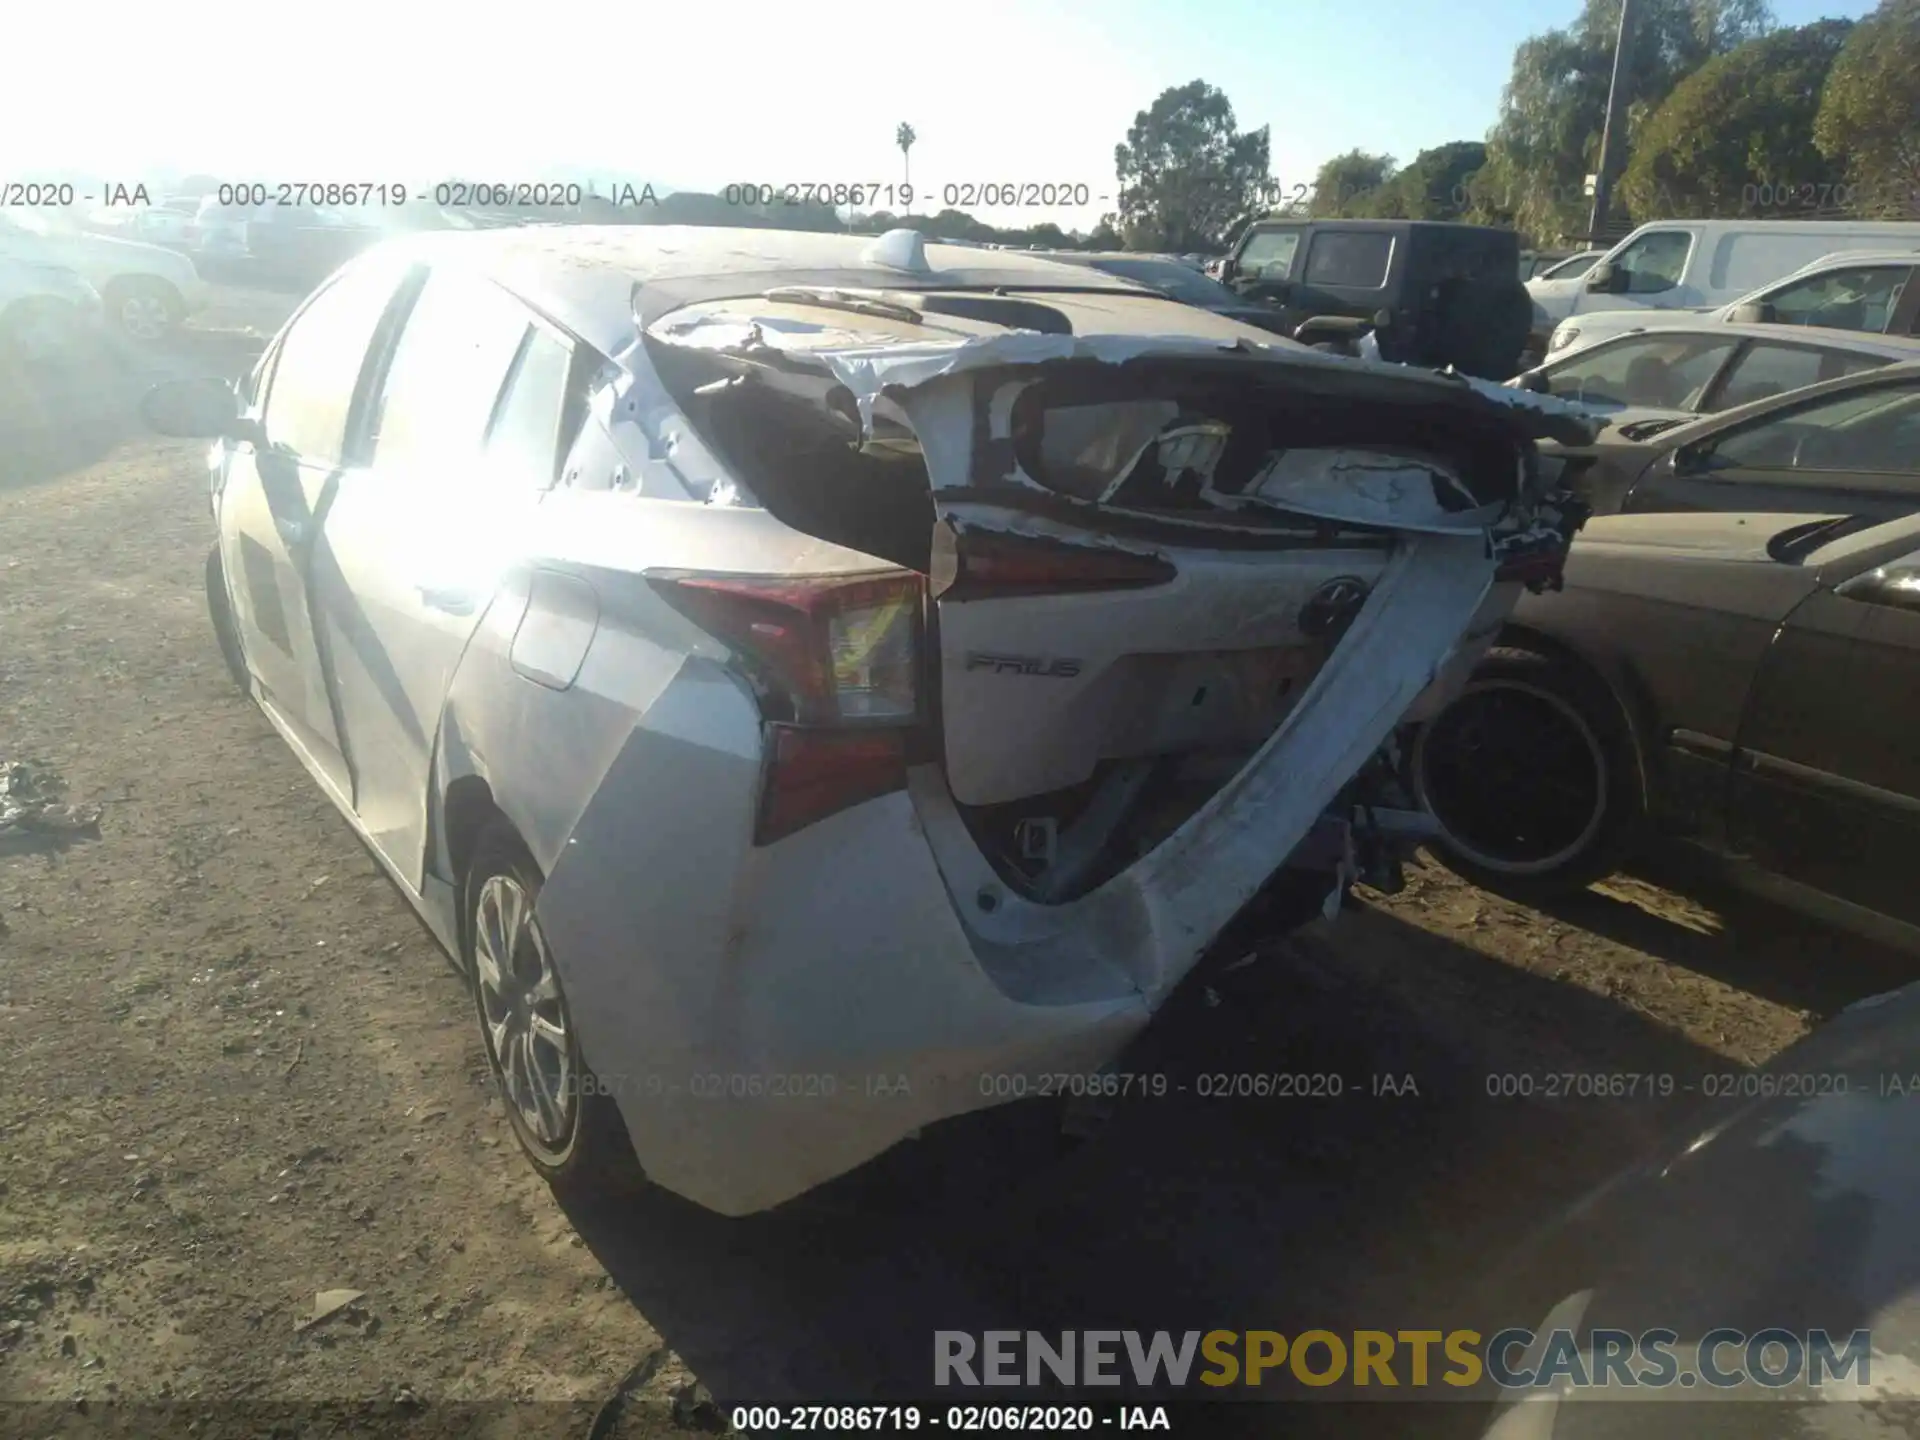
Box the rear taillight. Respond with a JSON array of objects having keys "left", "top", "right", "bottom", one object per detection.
[
  {"left": 649, "top": 570, "right": 922, "bottom": 725},
  {"left": 933, "top": 529, "right": 1176, "bottom": 601},
  {"left": 648, "top": 570, "right": 923, "bottom": 843},
  {"left": 756, "top": 726, "right": 909, "bottom": 844}
]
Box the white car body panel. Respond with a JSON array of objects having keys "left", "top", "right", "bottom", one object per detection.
[
  {"left": 1543, "top": 246, "right": 1920, "bottom": 359},
  {"left": 0, "top": 211, "right": 201, "bottom": 310},
  {"left": 203, "top": 227, "right": 1595, "bottom": 1215}
]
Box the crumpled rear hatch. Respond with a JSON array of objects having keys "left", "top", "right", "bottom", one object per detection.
[{"left": 644, "top": 301, "right": 1593, "bottom": 909}]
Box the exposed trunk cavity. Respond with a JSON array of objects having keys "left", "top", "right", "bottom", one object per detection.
[{"left": 647, "top": 331, "right": 1585, "bottom": 902}]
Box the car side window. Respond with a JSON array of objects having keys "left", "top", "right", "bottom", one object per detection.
[
  {"left": 481, "top": 323, "right": 578, "bottom": 487},
  {"left": 1611, "top": 230, "right": 1692, "bottom": 295},
  {"left": 364, "top": 271, "right": 541, "bottom": 475},
  {"left": 1544, "top": 334, "right": 1737, "bottom": 411},
  {"left": 257, "top": 259, "right": 410, "bottom": 466},
  {"left": 1237, "top": 228, "right": 1301, "bottom": 280},
  {"left": 1712, "top": 382, "right": 1920, "bottom": 473},
  {"left": 1762, "top": 265, "right": 1911, "bottom": 332},
  {"left": 1712, "top": 343, "right": 1891, "bottom": 412},
  {"left": 1302, "top": 231, "right": 1393, "bottom": 289}
]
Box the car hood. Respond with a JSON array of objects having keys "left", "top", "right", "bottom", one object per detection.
[
  {"left": 1479, "top": 981, "right": 1920, "bottom": 1434},
  {"left": 1530, "top": 403, "right": 1696, "bottom": 442},
  {"left": 1211, "top": 303, "right": 1296, "bottom": 334},
  {"left": 58, "top": 230, "right": 187, "bottom": 265},
  {"left": 1556, "top": 306, "right": 1719, "bottom": 338},
  {"left": 1569, "top": 509, "right": 1846, "bottom": 562}
]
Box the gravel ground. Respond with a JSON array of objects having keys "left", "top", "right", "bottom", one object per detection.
[{"left": 3, "top": 298, "right": 1915, "bottom": 1438}]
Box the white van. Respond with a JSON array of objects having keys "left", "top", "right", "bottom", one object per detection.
[{"left": 1525, "top": 220, "right": 1920, "bottom": 339}]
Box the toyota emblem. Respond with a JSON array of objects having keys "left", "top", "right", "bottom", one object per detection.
[{"left": 1299, "top": 576, "right": 1371, "bottom": 641}]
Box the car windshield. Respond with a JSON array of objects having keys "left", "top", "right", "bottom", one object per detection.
[
  {"left": 1539, "top": 251, "right": 1601, "bottom": 280},
  {"left": 1086, "top": 257, "right": 1239, "bottom": 306}
]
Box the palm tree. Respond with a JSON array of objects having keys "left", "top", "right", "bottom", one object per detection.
[{"left": 895, "top": 123, "right": 917, "bottom": 189}]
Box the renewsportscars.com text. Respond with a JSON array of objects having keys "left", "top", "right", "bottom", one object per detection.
[{"left": 934, "top": 1328, "right": 1873, "bottom": 1392}]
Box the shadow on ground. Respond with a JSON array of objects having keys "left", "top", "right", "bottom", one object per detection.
[
  {"left": 1541, "top": 854, "right": 1920, "bottom": 1019},
  {"left": 560, "top": 901, "right": 1739, "bottom": 1437},
  {"left": 0, "top": 326, "right": 264, "bottom": 492}
]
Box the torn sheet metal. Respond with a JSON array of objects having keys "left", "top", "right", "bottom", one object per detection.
[
  {"left": 586, "top": 342, "right": 734, "bottom": 502},
  {"left": 1225, "top": 448, "right": 1498, "bottom": 534},
  {"left": 646, "top": 315, "right": 1600, "bottom": 446}
]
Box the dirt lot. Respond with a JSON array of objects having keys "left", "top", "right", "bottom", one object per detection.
[{"left": 3, "top": 295, "right": 1917, "bottom": 1436}]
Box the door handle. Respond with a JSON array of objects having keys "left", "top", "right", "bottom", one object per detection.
[{"left": 416, "top": 585, "right": 476, "bottom": 616}]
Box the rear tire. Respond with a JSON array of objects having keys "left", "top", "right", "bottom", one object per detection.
[
  {"left": 463, "top": 819, "right": 646, "bottom": 1200},
  {"left": 1411, "top": 648, "right": 1644, "bottom": 901}
]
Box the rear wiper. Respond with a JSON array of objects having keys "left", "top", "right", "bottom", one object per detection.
[{"left": 762, "top": 287, "right": 923, "bottom": 324}]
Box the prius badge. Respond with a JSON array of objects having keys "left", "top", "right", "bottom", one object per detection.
[{"left": 965, "top": 651, "right": 1083, "bottom": 679}]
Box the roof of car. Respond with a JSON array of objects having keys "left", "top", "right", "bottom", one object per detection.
[
  {"left": 1548, "top": 322, "right": 1920, "bottom": 363},
  {"left": 1240, "top": 217, "right": 1499, "bottom": 235},
  {"left": 1777, "top": 249, "right": 1920, "bottom": 273},
  {"left": 1615, "top": 356, "right": 1920, "bottom": 446},
  {"left": 369, "top": 225, "right": 1153, "bottom": 355}
]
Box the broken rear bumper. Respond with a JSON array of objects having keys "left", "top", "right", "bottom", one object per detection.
[{"left": 534, "top": 531, "right": 1515, "bottom": 1217}]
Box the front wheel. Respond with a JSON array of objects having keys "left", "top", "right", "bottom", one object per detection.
[
  {"left": 1410, "top": 649, "right": 1644, "bottom": 901},
  {"left": 103, "top": 277, "right": 183, "bottom": 342},
  {"left": 463, "top": 820, "right": 645, "bottom": 1198}
]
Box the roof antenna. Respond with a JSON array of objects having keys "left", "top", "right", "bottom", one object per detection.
[{"left": 861, "top": 228, "right": 931, "bottom": 274}]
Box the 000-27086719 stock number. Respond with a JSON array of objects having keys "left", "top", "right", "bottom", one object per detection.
[{"left": 722, "top": 182, "right": 1095, "bottom": 209}]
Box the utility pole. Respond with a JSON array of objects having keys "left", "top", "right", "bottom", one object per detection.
[{"left": 1587, "top": 0, "right": 1638, "bottom": 242}]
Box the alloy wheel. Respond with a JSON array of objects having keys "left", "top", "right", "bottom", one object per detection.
[
  {"left": 472, "top": 873, "right": 576, "bottom": 1150},
  {"left": 1415, "top": 678, "right": 1608, "bottom": 875},
  {"left": 118, "top": 294, "right": 171, "bottom": 341}
]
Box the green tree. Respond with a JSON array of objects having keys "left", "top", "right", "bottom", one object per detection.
[
  {"left": 1622, "top": 19, "right": 1853, "bottom": 217},
  {"left": 1310, "top": 150, "right": 1397, "bottom": 216},
  {"left": 895, "top": 122, "right": 917, "bottom": 188},
  {"left": 1114, "top": 80, "right": 1275, "bottom": 250},
  {"left": 1480, "top": 0, "right": 1774, "bottom": 241},
  {"left": 1386, "top": 141, "right": 1489, "bottom": 219},
  {"left": 1816, "top": 0, "right": 1920, "bottom": 217}
]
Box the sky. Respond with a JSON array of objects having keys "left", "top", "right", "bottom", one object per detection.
[{"left": 0, "top": 0, "right": 1883, "bottom": 232}]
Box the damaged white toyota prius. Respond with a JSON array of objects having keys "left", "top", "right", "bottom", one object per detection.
[{"left": 142, "top": 226, "right": 1594, "bottom": 1216}]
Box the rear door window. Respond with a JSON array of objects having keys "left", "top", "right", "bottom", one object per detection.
[
  {"left": 1713, "top": 382, "right": 1920, "bottom": 473},
  {"left": 1760, "top": 265, "right": 1912, "bottom": 333},
  {"left": 482, "top": 323, "right": 579, "bottom": 487},
  {"left": 1711, "top": 342, "right": 1892, "bottom": 411},
  {"left": 363, "top": 270, "right": 540, "bottom": 475},
  {"left": 1301, "top": 231, "right": 1393, "bottom": 289},
  {"left": 1543, "top": 334, "right": 1739, "bottom": 411}
]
